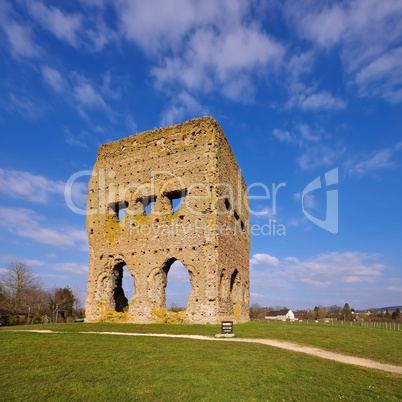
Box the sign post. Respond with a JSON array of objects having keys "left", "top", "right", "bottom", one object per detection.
[{"left": 215, "top": 321, "right": 235, "bottom": 338}]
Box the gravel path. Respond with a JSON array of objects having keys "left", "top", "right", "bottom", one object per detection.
[{"left": 9, "top": 330, "right": 402, "bottom": 376}]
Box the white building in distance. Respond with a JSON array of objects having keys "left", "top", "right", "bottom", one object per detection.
[{"left": 265, "top": 309, "right": 295, "bottom": 321}]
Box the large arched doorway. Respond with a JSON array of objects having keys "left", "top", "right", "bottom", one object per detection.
[
  {"left": 110, "top": 262, "right": 128, "bottom": 312},
  {"left": 148, "top": 258, "right": 193, "bottom": 311},
  {"left": 97, "top": 260, "right": 135, "bottom": 313},
  {"left": 165, "top": 260, "right": 192, "bottom": 311}
]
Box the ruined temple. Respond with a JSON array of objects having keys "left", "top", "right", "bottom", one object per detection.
[{"left": 85, "top": 116, "right": 250, "bottom": 324}]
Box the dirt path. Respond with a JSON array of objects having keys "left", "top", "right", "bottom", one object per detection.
[{"left": 10, "top": 330, "right": 402, "bottom": 376}]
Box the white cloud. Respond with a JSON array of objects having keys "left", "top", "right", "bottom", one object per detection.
[
  {"left": 286, "top": 84, "right": 346, "bottom": 111},
  {"left": 115, "top": 0, "right": 283, "bottom": 100},
  {"left": 64, "top": 129, "right": 90, "bottom": 149},
  {"left": 42, "top": 66, "right": 66, "bottom": 93},
  {"left": 168, "top": 261, "right": 191, "bottom": 283},
  {"left": 74, "top": 83, "right": 107, "bottom": 109},
  {"left": 152, "top": 25, "right": 283, "bottom": 100},
  {"left": 27, "top": 1, "right": 82, "bottom": 47},
  {"left": 0, "top": 167, "right": 87, "bottom": 214},
  {"left": 85, "top": 15, "right": 118, "bottom": 51},
  {"left": 0, "top": 207, "right": 88, "bottom": 251},
  {"left": 0, "top": 168, "right": 65, "bottom": 203},
  {"left": 160, "top": 92, "right": 208, "bottom": 127},
  {"left": 345, "top": 148, "right": 396, "bottom": 176},
  {"left": 125, "top": 114, "right": 137, "bottom": 133},
  {"left": 272, "top": 128, "right": 294, "bottom": 144},
  {"left": 355, "top": 47, "right": 402, "bottom": 103},
  {"left": 250, "top": 253, "right": 280, "bottom": 267},
  {"left": 300, "top": 91, "right": 346, "bottom": 111},
  {"left": 294, "top": 192, "right": 316, "bottom": 210},
  {"left": 0, "top": 2, "right": 42, "bottom": 59},
  {"left": 287, "top": 0, "right": 402, "bottom": 56},
  {"left": 272, "top": 123, "right": 344, "bottom": 170},
  {"left": 298, "top": 124, "right": 321, "bottom": 143},
  {"left": 1, "top": 21, "right": 42, "bottom": 58},
  {"left": 51, "top": 262, "right": 89, "bottom": 275},
  {"left": 288, "top": 252, "right": 386, "bottom": 288},
  {"left": 284, "top": 50, "right": 346, "bottom": 111},
  {"left": 272, "top": 124, "right": 343, "bottom": 170},
  {"left": 5, "top": 0, "right": 118, "bottom": 54},
  {"left": 251, "top": 251, "right": 388, "bottom": 290},
  {"left": 101, "top": 71, "right": 121, "bottom": 100},
  {"left": 289, "top": 2, "right": 346, "bottom": 49},
  {"left": 297, "top": 144, "right": 344, "bottom": 170},
  {"left": 272, "top": 124, "right": 321, "bottom": 146},
  {"left": 115, "top": 0, "right": 252, "bottom": 54},
  {"left": 287, "top": 51, "right": 316, "bottom": 79},
  {"left": 116, "top": 0, "right": 202, "bottom": 53},
  {"left": 79, "top": 0, "right": 107, "bottom": 7},
  {"left": 0, "top": 255, "right": 45, "bottom": 267},
  {"left": 286, "top": 0, "right": 402, "bottom": 104},
  {"left": 285, "top": 217, "right": 308, "bottom": 228},
  {"left": 7, "top": 93, "right": 47, "bottom": 119}
]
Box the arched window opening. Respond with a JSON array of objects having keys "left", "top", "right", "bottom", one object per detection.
[
  {"left": 166, "top": 189, "right": 187, "bottom": 213},
  {"left": 119, "top": 204, "right": 128, "bottom": 221},
  {"left": 220, "top": 270, "right": 229, "bottom": 299},
  {"left": 143, "top": 195, "right": 157, "bottom": 216},
  {"left": 122, "top": 265, "right": 135, "bottom": 304},
  {"left": 230, "top": 269, "right": 242, "bottom": 304},
  {"left": 109, "top": 201, "right": 128, "bottom": 222},
  {"left": 164, "top": 259, "right": 192, "bottom": 311}
]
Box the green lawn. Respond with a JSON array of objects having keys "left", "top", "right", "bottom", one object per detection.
[
  {"left": 1, "top": 330, "right": 401, "bottom": 401},
  {"left": 6, "top": 320, "right": 401, "bottom": 365}
]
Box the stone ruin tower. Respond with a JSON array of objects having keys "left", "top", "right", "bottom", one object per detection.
[{"left": 85, "top": 116, "right": 250, "bottom": 324}]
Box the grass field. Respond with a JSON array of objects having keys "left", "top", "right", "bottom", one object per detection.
[
  {"left": 9, "top": 320, "right": 401, "bottom": 365},
  {"left": 1, "top": 322, "right": 401, "bottom": 401}
]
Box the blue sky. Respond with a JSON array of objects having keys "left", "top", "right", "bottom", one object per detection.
[{"left": 0, "top": 0, "right": 401, "bottom": 310}]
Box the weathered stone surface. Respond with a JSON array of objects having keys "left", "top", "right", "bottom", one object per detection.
[{"left": 85, "top": 116, "right": 250, "bottom": 324}]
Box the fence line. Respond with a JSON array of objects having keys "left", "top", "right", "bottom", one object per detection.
[{"left": 280, "top": 319, "right": 401, "bottom": 331}]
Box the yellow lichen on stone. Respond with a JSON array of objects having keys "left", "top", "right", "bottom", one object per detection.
[
  {"left": 151, "top": 306, "right": 189, "bottom": 324},
  {"left": 234, "top": 301, "right": 242, "bottom": 322},
  {"left": 99, "top": 309, "right": 130, "bottom": 323},
  {"left": 104, "top": 214, "right": 122, "bottom": 243}
]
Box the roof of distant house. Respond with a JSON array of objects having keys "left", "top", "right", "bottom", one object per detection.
[{"left": 266, "top": 309, "right": 291, "bottom": 317}]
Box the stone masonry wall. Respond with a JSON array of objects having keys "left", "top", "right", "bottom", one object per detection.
[{"left": 85, "top": 116, "right": 250, "bottom": 324}]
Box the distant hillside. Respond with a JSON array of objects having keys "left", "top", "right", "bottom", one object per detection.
[{"left": 371, "top": 305, "right": 402, "bottom": 312}]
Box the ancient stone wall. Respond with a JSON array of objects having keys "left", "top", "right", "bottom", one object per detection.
[{"left": 85, "top": 116, "right": 250, "bottom": 324}]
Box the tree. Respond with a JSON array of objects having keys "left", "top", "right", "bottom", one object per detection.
[
  {"left": 342, "top": 303, "right": 352, "bottom": 321},
  {"left": 275, "top": 305, "right": 288, "bottom": 311},
  {"left": 72, "top": 286, "right": 85, "bottom": 310},
  {"left": 392, "top": 308, "right": 400, "bottom": 320},
  {"left": 27, "top": 288, "right": 48, "bottom": 324},
  {"left": 48, "top": 287, "right": 76, "bottom": 322},
  {"left": 314, "top": 306, "right": 327, "bottom": 320},
  {"left": 327, "top": 305, "right": 342, "bottom": 319},
  {"left": 0, "top": 283, "right": 4, "bottom": 303},
  {"left": 0, "top": 262, "right": 41, "bottom": 315},
  {"left": 249, "top": 303, "right": 265, "bottom": 319},
  {"left": 168, "top": 302, "right": 185, "bottom": 312}
]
